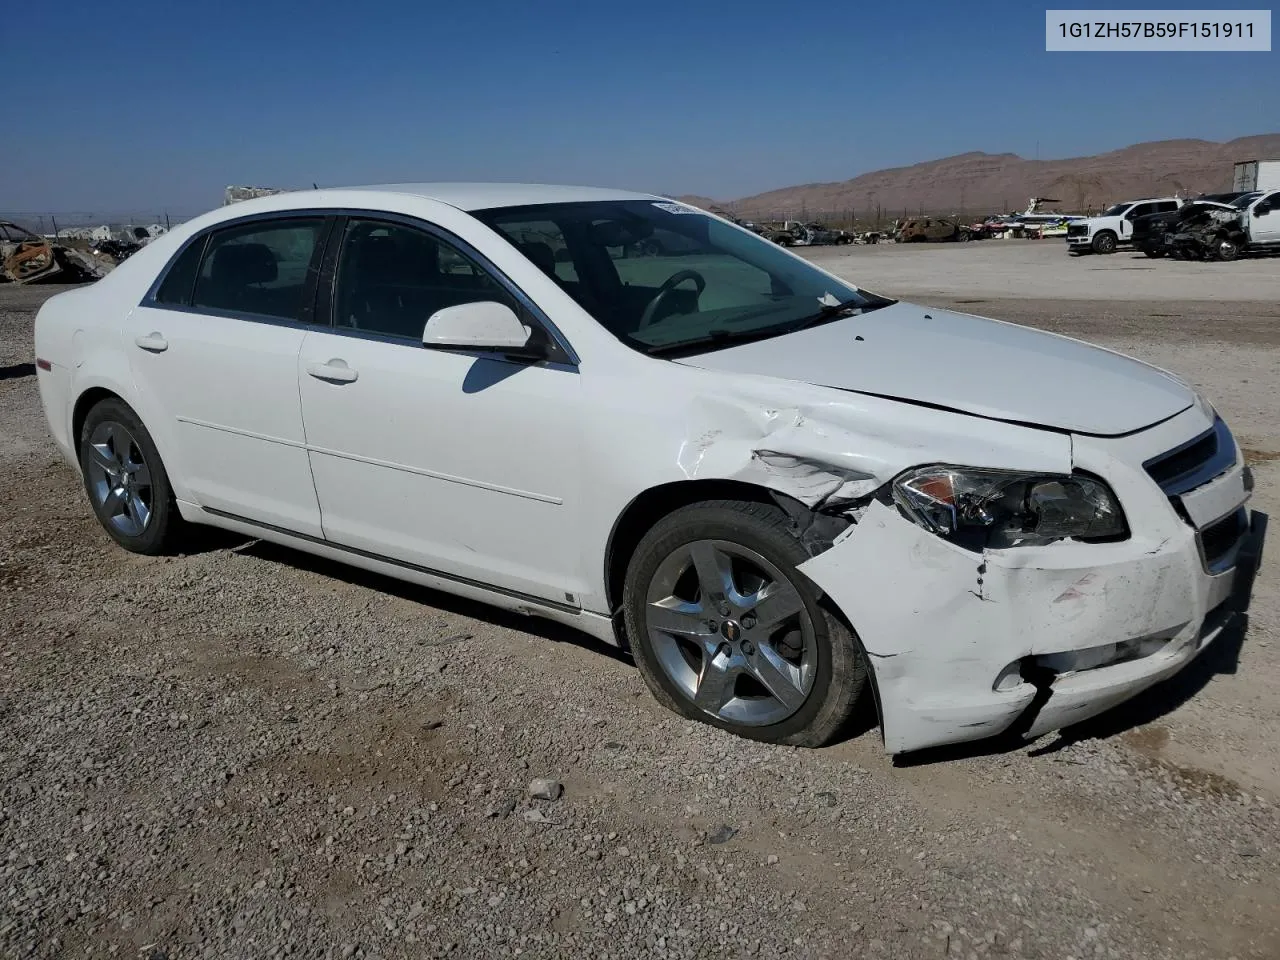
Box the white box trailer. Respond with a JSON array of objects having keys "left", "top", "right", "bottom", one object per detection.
[{"left": 1233, "top": 159, "right": 1280, "bottom": 192}]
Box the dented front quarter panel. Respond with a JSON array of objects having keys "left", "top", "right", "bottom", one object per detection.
[
  {"left": 670, "top": 387, "right": 1074, "bottom": 512},
  {"left": 797, "top": 403, "right": 1247, "bottom": 754}
]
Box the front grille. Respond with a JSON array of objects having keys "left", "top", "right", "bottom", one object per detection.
[
  {"left": 1067, "top": 224, "right": 1088, "bottom": 237},
  {"left": 1200, "top": 508, "right": 1247, "bottom": 574},
  {"left": 1143, "top": 416, "right": 1234, "bottom": 496}
]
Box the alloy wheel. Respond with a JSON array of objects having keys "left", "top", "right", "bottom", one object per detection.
[
  {"left": 643, "top": 539, "right": 817, "bottom": 726},
  {"left": 85, "top": 420, "right": 154, "bottom": 537}
]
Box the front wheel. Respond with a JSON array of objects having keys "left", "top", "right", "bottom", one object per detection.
[
  {"left": 1091, "top": 231, "right": 1118, "bottom": 254},
  {"left": 79, "top": 398, "right": 185, "bottom": 554},
  {"left": 1216, "top": 236, "right": 1241, "bottom": 262},
  {"left": 622, "top": 500, "right": 869, "bottom": 747}
]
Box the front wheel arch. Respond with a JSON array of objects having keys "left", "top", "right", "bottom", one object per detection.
[{"left": 604, "top": 479, "right": 781, "bottom": 624}]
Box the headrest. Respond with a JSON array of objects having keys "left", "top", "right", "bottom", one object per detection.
[{"left": 211, "top": 242, "right": 278, "bottom": 286}]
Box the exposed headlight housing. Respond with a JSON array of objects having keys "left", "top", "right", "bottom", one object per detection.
[{"left": 892, "top": 466, "right": 1126, "bottom": 547}]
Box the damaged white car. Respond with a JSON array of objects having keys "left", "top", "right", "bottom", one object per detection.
[{"left": 33, "top": 184, "right": 1261, "bottom": 754}]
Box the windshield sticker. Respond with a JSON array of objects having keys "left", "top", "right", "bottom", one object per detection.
[{"left": 651, "top": 201, "right": 699, "bottom": 215}]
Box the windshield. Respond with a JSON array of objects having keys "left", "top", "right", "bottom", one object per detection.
[
  {"left": 1230, "top": 191, "right": 1263, "bottom": 209},
  {"left": 473, "top": 200, "right": 888, "bottom": 355},
  {"left": 1100, "top": 203, "right": 1130, "bottom": 217}
]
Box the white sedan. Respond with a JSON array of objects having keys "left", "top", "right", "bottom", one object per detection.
[{"left": 33, "top": 183, "right": 1258, "bottom": 753}]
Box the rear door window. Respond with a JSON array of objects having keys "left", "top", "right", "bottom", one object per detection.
[{"left": 191, "top": 218, "right": 325, "bottom": 321}]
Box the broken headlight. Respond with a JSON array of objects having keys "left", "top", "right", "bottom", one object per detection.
[{"left": 892, "top": 466, "right": 1126, "bottom": 547}]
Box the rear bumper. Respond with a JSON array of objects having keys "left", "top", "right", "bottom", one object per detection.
[{"left": 797, "top": 434, "right": 1258, "bottom": 754}]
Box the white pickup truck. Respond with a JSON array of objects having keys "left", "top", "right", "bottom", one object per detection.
[
  {"left": 1225, "top": 189, "right": 1280, "bottom": 258},
  {"left": 1065, "top": 197, "right": 1181, "bottom": 254}
]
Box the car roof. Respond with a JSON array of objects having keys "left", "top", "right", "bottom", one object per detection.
[{"left": 330, "top": 182, "right": 661, "bottom": 211}]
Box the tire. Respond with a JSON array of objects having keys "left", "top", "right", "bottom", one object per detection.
[
  {"left": 622, "top": 499, "right": 869, "bottom": 747},
  {"left": 1091, "top": 231, "right": 1118, "bottom": 254},
  {"left": 958, "top": 230, "right": 972, "bottom": 242},
  {"left": 1216, "top": 237, "right": 1241, "bottom": 262},
  {"left": 78, "top": 397, "right": 184, "bottom": 554},
  {"left": 1141, "top": 243, "right": 1164, "bottom": 258}
]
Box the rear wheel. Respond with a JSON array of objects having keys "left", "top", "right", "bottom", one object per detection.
[
  {"left": 623, "top": 500, "right": 869, "bottom": 747},
  {"left": 79, "top": 398, "right": 184, "bottom": 554}
]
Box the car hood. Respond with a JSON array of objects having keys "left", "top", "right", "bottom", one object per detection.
[{"left": 676, "top": 302, "right": 1194, "bottom": 436}]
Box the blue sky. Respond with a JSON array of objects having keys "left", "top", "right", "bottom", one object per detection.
[{"left": 1, "top": 0, "right": 1275, "bottom": 216}]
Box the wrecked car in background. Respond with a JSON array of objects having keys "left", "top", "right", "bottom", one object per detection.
[
  {"left": 894, "top": 217, "right": 972, "bottom": 242},
  {"left": 761, "top": 221, "right": 854, "bottom": 247},
  {"left": 1132, "top": 193, "right": 1247, "bottom": 257},
  {"left": 1140, "top": 190, "right": 1280, "bottom": 261},
  {"left": 33, "top": 183, "right": 1261, "bottom": 756},
  {"left": 0, "top": 221, "right": 109, "bottom": 284}
]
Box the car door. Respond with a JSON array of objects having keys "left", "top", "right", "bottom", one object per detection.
[
  {"left": 127, "top": 215, "right": 330, "bottom": 536},
  {"left": 297, "top": 215, "right": 586, "bottom": 605},
  {"left": 1121, "top": 203, "right": 1153, "bottom": 239},
  {"left": 1249, "top": 192, "right": 1280, "bottom": 244}
]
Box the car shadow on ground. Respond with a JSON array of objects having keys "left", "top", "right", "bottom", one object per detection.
[
  {"left": 0, "top": 362, "right": 36, "bottom": 381},
  {"left": 225, "top": 536, "right": 633, "bottom": 666},
  {"left": 894, "top": 512, "right": 1268, "bottom": 767}
]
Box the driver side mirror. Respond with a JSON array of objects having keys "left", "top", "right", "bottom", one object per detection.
[{"left": 422, "top": 301, "right": 541, "bottom": 357}]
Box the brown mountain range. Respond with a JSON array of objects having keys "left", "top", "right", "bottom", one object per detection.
[{"left": 678, "top": 134, "right": 1280, "bottom": 220}]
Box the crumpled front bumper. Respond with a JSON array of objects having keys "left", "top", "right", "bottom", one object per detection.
[{"left": 797, "top": 436, "right": 1258, "bottom": 755}]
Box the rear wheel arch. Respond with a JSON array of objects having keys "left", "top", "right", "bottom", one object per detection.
[{"left": 72, "top": 387, "right": 123, "bottom": 452}]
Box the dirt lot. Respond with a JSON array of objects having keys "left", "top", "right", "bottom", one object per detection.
[{"left": 2, "top": 240, "right": 1279, "bottom": 960}]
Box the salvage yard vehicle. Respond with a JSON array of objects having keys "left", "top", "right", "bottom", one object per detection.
[
  {"left": 894, "top": 217, "right": 971, "bottom": 242},
  {"left": 1, "top": 221, "right": 108, "bottom": 284},
  {"left": 1140, "top": 190, "right": 1280, "bottom": 261},
  {"left": 34, "top": 183, "right": 1261, "bottom": 754},
  {"left": 1131, "top": 193, "right": 1249, "bottom": 257},
  {"left": 1065, "top": 197, "right": 1181, "bottom": 254}
]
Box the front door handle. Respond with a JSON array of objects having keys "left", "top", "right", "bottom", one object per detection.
[
  {"left": 306, "top": 359, "right": 359, "bottom": 384},
  {"left": 134, "top": 332, "right": 168, "bottom": 353}
]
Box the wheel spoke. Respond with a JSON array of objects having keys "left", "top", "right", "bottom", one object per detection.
[
  {"left": 88, "top": 442, "right": 118, "bottom": 475},
  {"left": 747, "top": 643, "right": 807, "bottom": 713},
  {"left": 746, "top": 582, "right": 803, "bottom": 634},
  {"left": 126, "top": 494, "right": 151, "bottom": 530},
  {"left": 693, "top": 654, "right": 737, "bottom": 713},
  {"left": 102, "top": 486, "right": 127, "bottom": 516},
  {"left": 647, "top": 599, "right": 711, "bottom": 639},
  {"left": 689, "top": 542, "right": 735, "bottom": 604}
]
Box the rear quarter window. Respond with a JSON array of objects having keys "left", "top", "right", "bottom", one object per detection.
[{"left": 154, "top": 236, "right": 207, "bottom": 305}]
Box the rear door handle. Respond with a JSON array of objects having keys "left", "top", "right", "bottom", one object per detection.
[
  {"left": 134, "top": 333, "right": 168, "bottom": 353},
  {"left": 306, "top": 359, "right": 359, "bottom": 384}
]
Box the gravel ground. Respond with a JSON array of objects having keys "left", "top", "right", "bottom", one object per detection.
[{"left": 3, "top": 247, "right": 1279, "bottom": 960}]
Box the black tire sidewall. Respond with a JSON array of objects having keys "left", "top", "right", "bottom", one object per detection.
[
  {"left": 79, "top": 398, "right": 178, "bottom": 554},
  {"left": 622, "top": 502, "right": 865, "bottom": 746},
  {"left": 1092, "top": 232, "right": 1117, "bottom": 254}
]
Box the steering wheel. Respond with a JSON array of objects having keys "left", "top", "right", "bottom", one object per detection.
[{"left": 638, "top": 269, "right": 706, "bottom": 329}]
